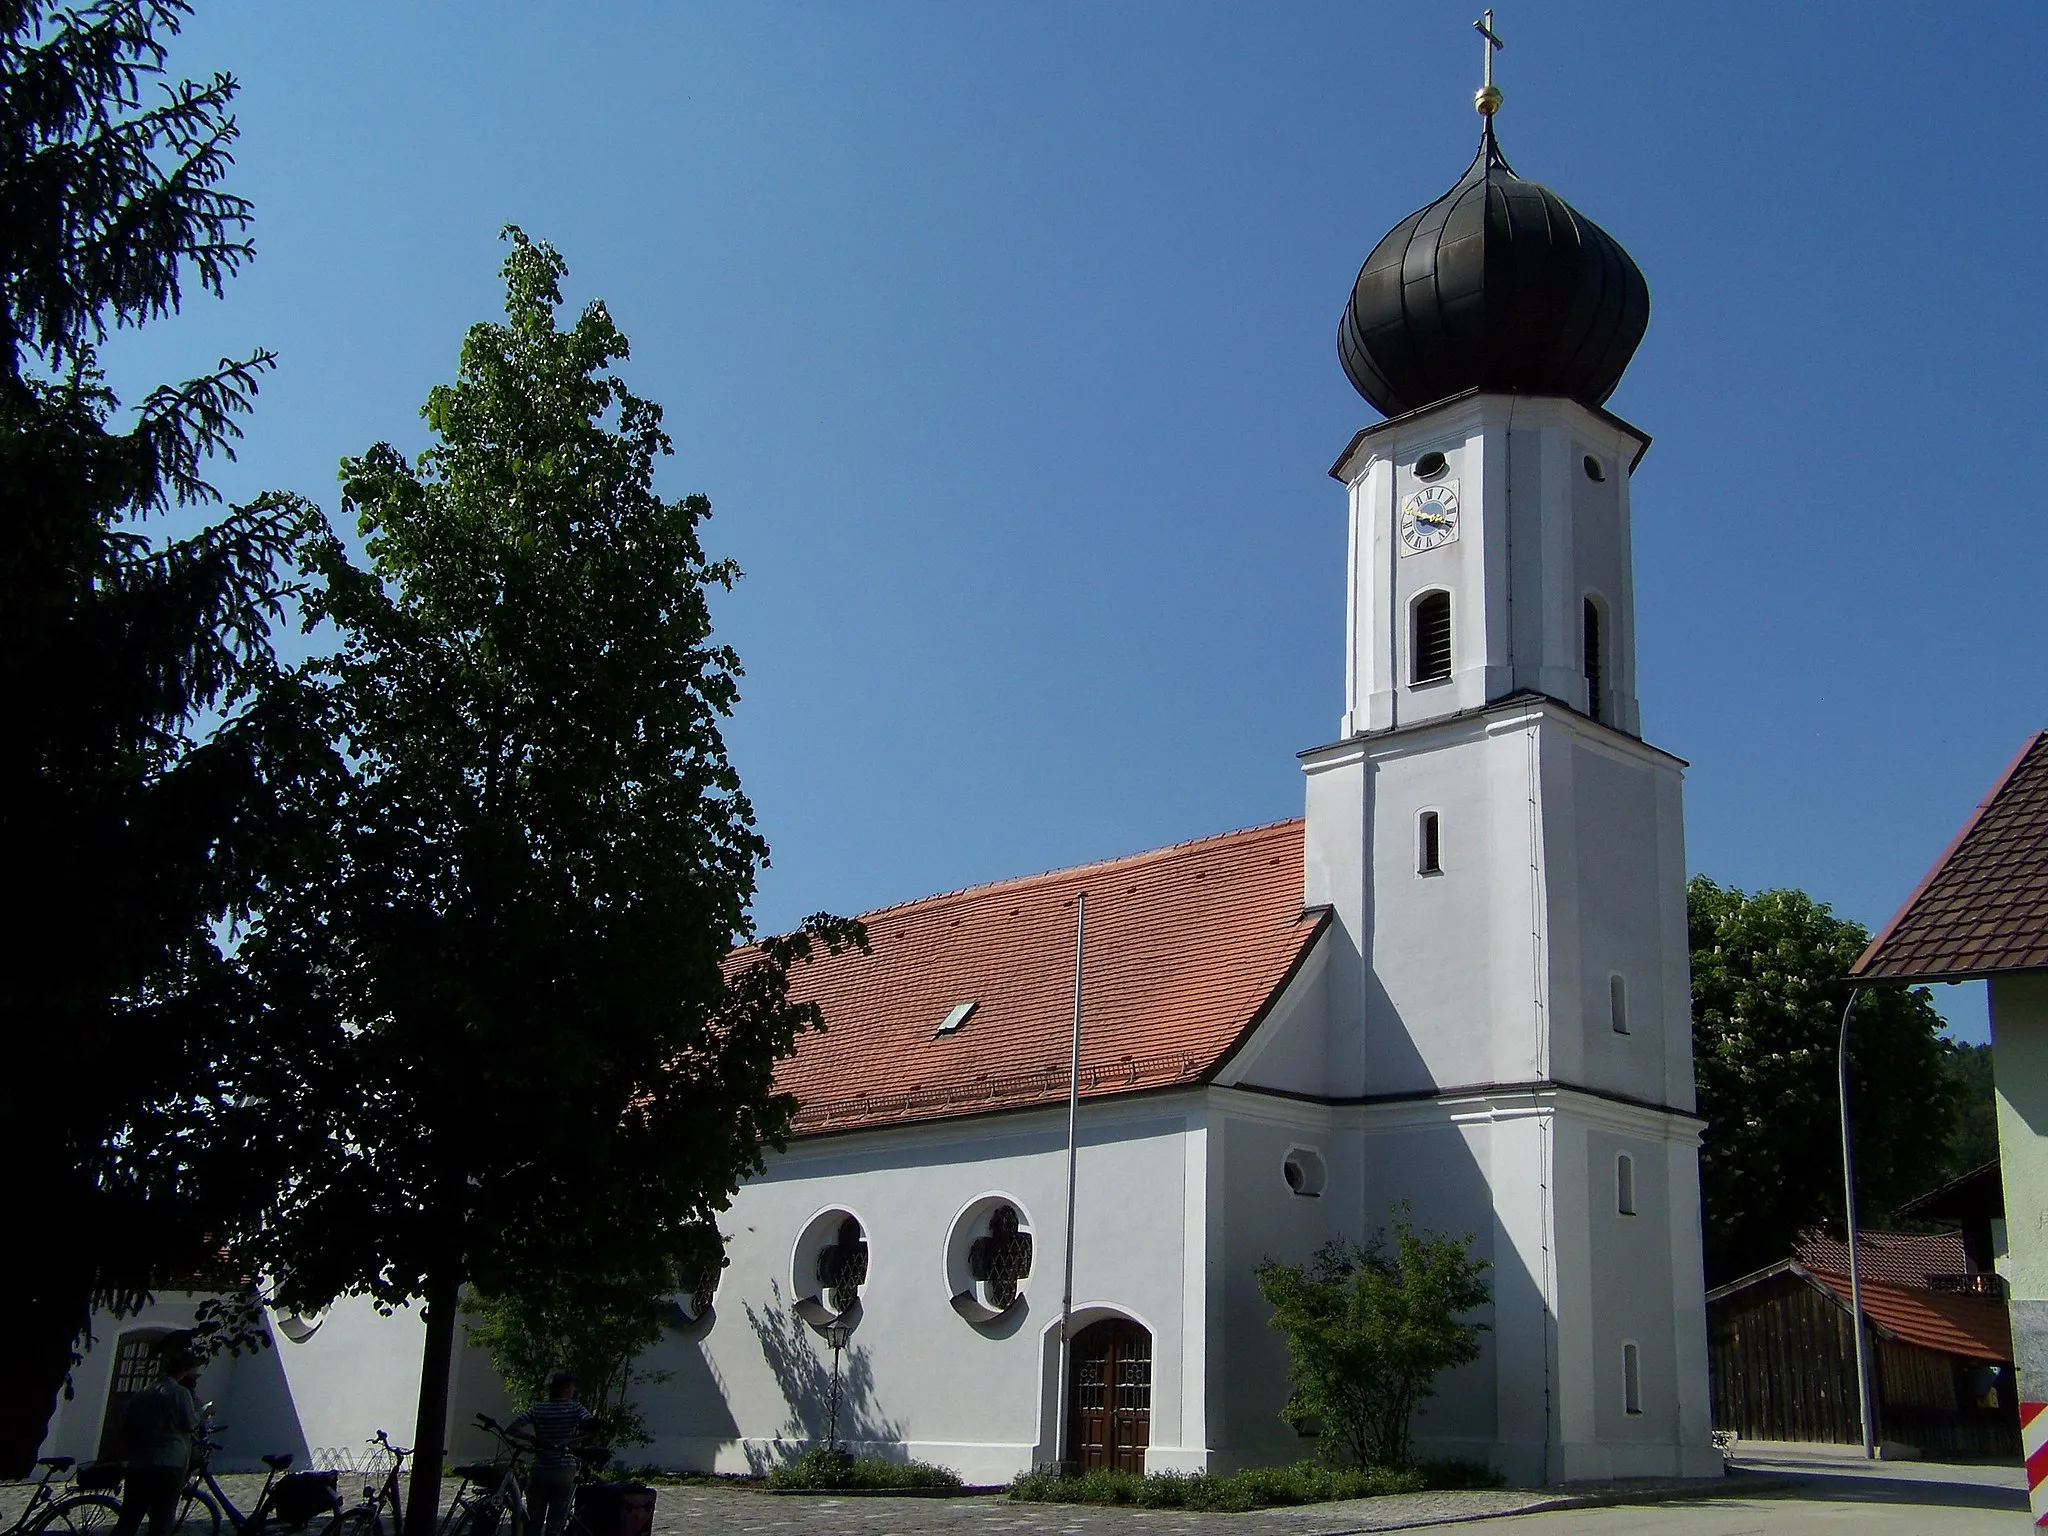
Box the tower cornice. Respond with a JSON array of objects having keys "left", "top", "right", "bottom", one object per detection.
[{"left": 1328, "top": 389, "right": 1651, "bottom": 485}]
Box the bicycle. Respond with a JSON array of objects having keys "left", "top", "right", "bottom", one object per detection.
[
  {"left": 0, "top": 1457, "right": 122, "bottom": 1536},
  {"left": 174, "top": 1428, "right": 338, "bottom": 1536},
  {"left": 439, "top": 1417, "right": 531, "bottom": 1536},
  {"left": 327, "top": 1425, "right": 514, "bottom": 1536}
]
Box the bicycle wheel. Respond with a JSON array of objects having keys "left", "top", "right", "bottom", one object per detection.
[
  {"left": 443, "top": 1497, "right": 505, "bottom": 1536},
  {"left": 324, "top": 1508, "right": 385, "bottom": 1536},
  {"left": 174, "top": 1487, "right": 221, "bottom": 1536},
  {"left": 31, "top": 1494, "right": 121, "bottom": 1536}
]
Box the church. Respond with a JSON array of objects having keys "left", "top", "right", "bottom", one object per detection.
[
  {"left": 37, "top": 59, "right": 1718, "bottom": 1491},
  {"left": 629, "top": 77, "right": 1717, "bottom": 1485}
]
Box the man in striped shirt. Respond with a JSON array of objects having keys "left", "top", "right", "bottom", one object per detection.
[{"left": 508, "top": 1371, "right": 596, "bottom": 1536}]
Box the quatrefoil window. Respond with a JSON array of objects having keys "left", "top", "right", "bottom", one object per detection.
[
  {"left": 967, "top": 1205, "right": 1034, "bottom": 1309},
  {"left": 816, "top": 1216, "right": 869, "bottom": 1312}
]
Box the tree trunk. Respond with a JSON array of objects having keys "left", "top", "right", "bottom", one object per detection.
[
  {"left": 404, "top": 1270, "right": 461, "bottom": 1536},
  {"left": 0, "top": 1271, "right": 90, "bottom": 1477}
]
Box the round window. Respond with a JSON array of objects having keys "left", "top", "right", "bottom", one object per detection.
[
  {"left": 791, "top": 1208, "right": 869, "bottom": 1323},
  {"left": 945, "top": 1195, "right": 1036, "bottom": 1323},
  {"left": 1282, "top": 1147, "right": 1328, "bottom": 1198},
  {"left": 1415, "top": 451, "right": 1449, "bottom": 480},
  {"left": 668, "top": 1240, "right": 726, "bottom": 1331},
  {"left": 1583, "top": 454, "right": 1606, "bottom": 482}
]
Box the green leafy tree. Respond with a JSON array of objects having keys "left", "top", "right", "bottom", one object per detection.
[
  {"left": 1689, "top": 877, "right": 1957, "bottom": 1286},
  {"left": 232, "top": 230, "right": 861, "bottom": 1535},
  {"left": 0, "top": 0, "right": 302, "bottom": 1470},
  {"left": 1254, "top": 1209, "right": 1490, "bottom": 1470},
  {"left": 465, "top": 1226, "right": 726, "bottom": 1450},
  {"left": 1935, "top": 1040, "right": 1999, "bottom": 1185}
]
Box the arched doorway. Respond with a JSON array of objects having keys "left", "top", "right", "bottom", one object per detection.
[
  {"left": 1067, "top": 1318, "right": 1151, "bottom": 1472},
  {"left": 97, "top": 1330, "right": 171, "bottom": 1460}
]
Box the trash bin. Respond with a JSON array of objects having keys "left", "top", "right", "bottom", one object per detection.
[{"left": 574, "top": 1481, "right": 656, "bottom": 1536}]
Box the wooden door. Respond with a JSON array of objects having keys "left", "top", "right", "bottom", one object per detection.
[
  {"left": 1068, "top": 1319, "right": 1152, "bottom": 1473},
  {"left": 98, "top": 1331, "right": 169, "bottom": 1461}
]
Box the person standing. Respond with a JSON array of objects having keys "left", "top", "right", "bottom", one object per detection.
[
  {"left": 507, "top": 1371, "right": 594, "bottom": 1536},
  {"left": 111, "top": 1346, "right": 203, "bottom": 1536}
]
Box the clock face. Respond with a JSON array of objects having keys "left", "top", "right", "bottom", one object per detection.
[{"left": 1399, "top": 481, "right": 1460, "bottom": 555}]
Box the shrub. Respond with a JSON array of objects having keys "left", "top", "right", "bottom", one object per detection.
[
  {"left": 767, "top": 1448, "right": 962, "bottom": 1492},
  {"left": 1007, "top": 1459, "right": 1497, "bottom": 1509},
  {"left": 1255, "top": 1206, "right": 1491, "bottom": 1468}
]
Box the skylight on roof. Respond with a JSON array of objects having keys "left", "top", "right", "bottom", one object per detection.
[{"left": 934, "top": 1001, "right": 978, "bottom": 1039}]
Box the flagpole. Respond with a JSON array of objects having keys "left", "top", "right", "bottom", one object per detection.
[{"left": 1052, "top": 891, "right": 1086, "bottom": 1473}]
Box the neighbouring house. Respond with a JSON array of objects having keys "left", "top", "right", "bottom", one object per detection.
[
  {"left": 1708, "top": 1224, "right": 2018, "bottom": 1457},
  {"left": 1794, "top": 1230, "right": 1998, "bottom": 1300},
  {"left": 1895, "top": 1162, "right": 2006, "bottom": 1286},
  {"left": 1707, "top": 1257, "right": 2017, "bottom": 1458},
  {"left": 1853, "top": 728, "right": 2048, "bottom": 1509}
]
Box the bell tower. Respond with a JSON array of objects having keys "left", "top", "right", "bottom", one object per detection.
[{"left": 1298, "top": 29, "right": 1718, "bottom": 1483}]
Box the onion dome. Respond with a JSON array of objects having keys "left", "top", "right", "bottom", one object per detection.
[{"left": 1337, "top": 120, "right": 1649, "bottom": 418}]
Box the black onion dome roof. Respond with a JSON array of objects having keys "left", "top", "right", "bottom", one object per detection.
[{"left": 1338, "top": 121, "right": 1649, "bottom": 418}]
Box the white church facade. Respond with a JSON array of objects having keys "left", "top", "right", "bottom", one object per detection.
[
  {"left": 40, "top": 98, "right": 1719, "bottom": 1489},
  {"left": 622, "top": 104, "right": 1718, "bottom": 1484}
]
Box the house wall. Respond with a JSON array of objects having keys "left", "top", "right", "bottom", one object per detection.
[{"left": 1990, "top": 973, "right": 2048, "bottom": 1428}]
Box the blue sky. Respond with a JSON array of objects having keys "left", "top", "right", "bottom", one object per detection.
[{"left": 122, "top": 2, "right": 2045, "bottom": 1042}]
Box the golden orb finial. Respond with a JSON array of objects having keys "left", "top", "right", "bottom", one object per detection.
[{"left": 1473, "top": 10, "right": 1504, "bottom": 115}]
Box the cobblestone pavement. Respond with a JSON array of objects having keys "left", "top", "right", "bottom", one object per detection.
[
  {"left": 4, "top": 1449, "right": 2030, "bottom": 1536},
  {"left": 0, "top": 1472, "right": 1693, "bottom": 1536}
]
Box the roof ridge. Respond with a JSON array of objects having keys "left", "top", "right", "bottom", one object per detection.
[{"left": 848, "top": 818, "right": 1306, "bottom": 922}]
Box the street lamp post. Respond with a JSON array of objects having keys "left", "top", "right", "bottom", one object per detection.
[
  {"left": 1838, "top": 985, "right": 1878, "bottom": 1460},
  {"left": 823, "top": 1319, "right": 851, "bottom": 1455}
]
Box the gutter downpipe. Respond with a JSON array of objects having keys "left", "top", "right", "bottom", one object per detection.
[
  {"left": 1838, "top": 984, "right": 1878, "bottom": 1460},
  {"left": 1052, "top": 891, "right": 1086, "bottom": 1472}
]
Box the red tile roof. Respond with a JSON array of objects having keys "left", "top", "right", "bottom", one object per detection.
[
  {"left": 1794, "top": 1230, "right": 1968, "bottom": 1291},
  {"left": 772, "top": 820, "right": 1325, "bottom": 1137},
  {"left": 1806, "top": 1270, "right": 2013, "bottom": 1363},
  {"left": 1856, "top": 730, "right": 2048, "bottom": 982}
]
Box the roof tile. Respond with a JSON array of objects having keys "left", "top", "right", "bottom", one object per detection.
[
  {"left": 771, "top": 821, "right": 1323, "bottom": 1136},
  {"left": 1856, "top": 731, "right": 2048, "bottom": 981},
  {"left": 1806, "top": 1270, "right": 2013, "bottom": 1362}
]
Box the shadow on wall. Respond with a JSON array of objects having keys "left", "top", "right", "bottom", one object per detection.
[{"left": 742, "top": 1283, "right": 904, "bottom": 1472}]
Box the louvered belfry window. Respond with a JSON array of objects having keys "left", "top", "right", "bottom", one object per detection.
[
  {"left": 1412, "top": 591, "right": 1452, "bottom": 684},
  {"left": 1584, "top": 598, "right": 1604, "bottom": 722}
]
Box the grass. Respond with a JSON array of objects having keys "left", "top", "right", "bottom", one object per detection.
[
  {"left": 1007, "top": 1458, "right": 1502, "bottom": 1512},
  {"left": 765, "top": 1447, "right": 965, "bottom": 1493}
]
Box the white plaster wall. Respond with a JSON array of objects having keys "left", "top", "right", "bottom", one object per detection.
[
  {"left": 1205, "top": 1095, "right": 1348, "bottom": 1472},
  {"left": 40, "top": 1295, "right": 441, "bottom": 1475},
  {"left": 1543, "top": 725, "right": 1695, "bottom": 1112},
  {"left": 1560, "top": 1105, "right": 1714, "bottom": 1479},
  {"left": 1349, "top": 1094, "right": 1528, "bottom": 1476},
  {"left": 1336, "top": 396, "right": 1647, "bottom": 740},
  {"left": 1214, "top": 930, "right": 1334, "bottom": 1097},
  {"left": 1307, "top": 711, "right": 1547, "bottom": 1097},
  {"left": 635, "top": 1094, "right": 1208, "bottom": 1484}
]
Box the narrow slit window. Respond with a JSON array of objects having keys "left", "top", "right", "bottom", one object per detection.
[
  {"left": 1610, "top": 974, "right": 1628, "bottom": 1035},
  {"left": 1617, "top": 1153, "right": 1636, "bottom": 1216},
  {"left": 1583, "top": 597, "right": 1605, "bottom": 722},
  {"left": 1412, "top": 591, "right": 1452, "bottom": 684},
  {"left": 1622, "top": 1342, "right": 1643, "bottom": 1415},
  {"left": 1418, "top": 811, "right": 1442, "bottom": 875}
]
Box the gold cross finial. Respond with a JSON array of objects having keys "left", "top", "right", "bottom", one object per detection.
[{"left": 1473, "top": 10, "right": 1504, "bottom": 116}]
